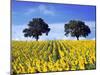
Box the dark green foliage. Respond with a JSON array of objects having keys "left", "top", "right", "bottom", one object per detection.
[
  {"left": 64, "top": 20, "right": 91, "bottom": 40},
  {"left": 85, "top": 62, "right": 96, "bottom": 70},
  {"left": 23, "top": 18, "right": 50, "bottom": 41}
]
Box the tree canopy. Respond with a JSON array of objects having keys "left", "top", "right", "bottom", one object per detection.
[
  {"left": 23, "top": 18, "right": 50, "bottom": 41},
  {"left": 64, "top": 20, "right": 91, "bottom": 40}
]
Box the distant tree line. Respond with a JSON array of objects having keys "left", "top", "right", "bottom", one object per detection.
[{"left": 23, "top": 18, "right": 91, "bottom": 41}]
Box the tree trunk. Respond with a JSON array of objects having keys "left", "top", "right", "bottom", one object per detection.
[
  {"left": 36, "top": 35, "right": 39, "bottom": 41},
  {"left": 76, "top": 37, "right": 79, "bottom": 40},
  {"left": 36, "top": 38, "right": 38, "bottom": 41}
]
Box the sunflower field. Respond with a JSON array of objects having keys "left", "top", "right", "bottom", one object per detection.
[{"left": 12, "top": 40, "right": 96, "bottom": 74}]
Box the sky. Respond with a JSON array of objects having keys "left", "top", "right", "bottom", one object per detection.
[{"left": 12, "top": 0, "right": 96, "bottom": 40}]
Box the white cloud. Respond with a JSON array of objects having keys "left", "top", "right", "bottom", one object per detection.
[
  {"left": 91, "top": 38, "right": 95, "bottom": 40},
  {"left": 25, "top": 8, "right": 36, "bottom": 15},
  {"left": 25, "top": 4, "right": 55, "bottom": 16},
  {"left": 38, "top": 5, "right": 55, "bottom": 16}
]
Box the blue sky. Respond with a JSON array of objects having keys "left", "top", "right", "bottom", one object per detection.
[{"left": 12, "top": 0, "right": 96, "bottom": 40}]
